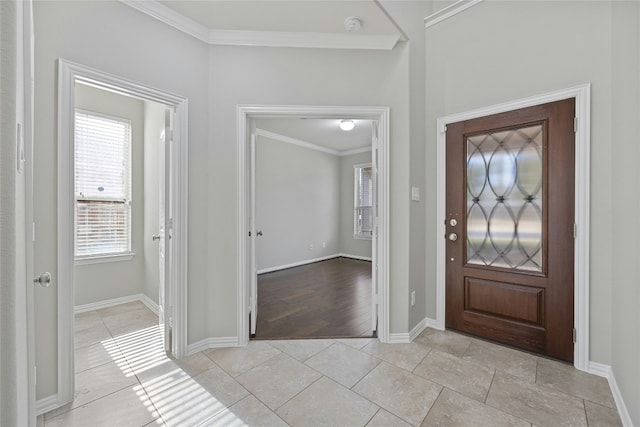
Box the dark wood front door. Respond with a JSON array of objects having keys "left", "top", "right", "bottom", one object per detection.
[{"left": 445, "top": 99, "right": 575, "bottom": 362}]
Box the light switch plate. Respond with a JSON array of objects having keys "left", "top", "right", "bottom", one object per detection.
[{"left": 411, "top": 186, "right": 420, "bottom": 201}]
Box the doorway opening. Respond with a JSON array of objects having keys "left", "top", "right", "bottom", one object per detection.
[
  {"left": 55, "top": 59, "right": 189, "bottom": 406},
  {"left": 237, "top": 105, "right": 390, "bottom": 345},
  {"left": 251, "top": 118, "right": 375, "bottom": 339}
]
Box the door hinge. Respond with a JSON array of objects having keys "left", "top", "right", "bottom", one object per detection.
[
  {"left": 440, "top": 124, "right": 448, "bottom": 133},
  {"left": 248, "top": 231, "right": 251, "bottom": 237},
  {"left": 573, "top": 117, "right": 578, "bottom": 133},
  {"left": 573, "top": 328, "right": 577, "bottom": 343},
  {"left": 573, "top": 223, "right": 577, "bottom": 239}
]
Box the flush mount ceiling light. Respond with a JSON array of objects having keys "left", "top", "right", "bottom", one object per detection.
[
  {"left": 340, "top": 120, "right": 355, "bottom": 131},
  {"left": 344, "top": 16, "right": 362, "bottom": 33}
]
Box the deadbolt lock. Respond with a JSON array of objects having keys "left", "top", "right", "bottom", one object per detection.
[{"left": 449, "top": 218, "right": 458, "bottom": 227}]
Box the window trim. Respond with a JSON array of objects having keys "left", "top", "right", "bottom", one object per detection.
[
  {"left": 74, "top": 108, "right": 133, "bottom": 260},
  {"left": 353, "top": 162, "right": 373, "bottom": 240}
]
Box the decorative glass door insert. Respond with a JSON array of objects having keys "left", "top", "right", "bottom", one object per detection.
[{"left": 466, "top": 124, "right": 544, "bottom": 272}]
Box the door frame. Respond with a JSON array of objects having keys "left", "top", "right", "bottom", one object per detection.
[
  {"left": 237, "top": 105, "right": 390, "bottom": 344},
  {"left": 435, "top": 84, "right": 591, "bottom": 370},
  {"left": 56, "top": 59, "right": 189, "bottom": 405}
]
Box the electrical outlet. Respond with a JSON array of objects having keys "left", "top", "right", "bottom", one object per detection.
[
  {"left": 410, "top": 291, "right": 416, "bottom": 307},
  {"left": 322, "top": 241, "right": 326, "bottom": 248},
  {"left": 309, "top": 244, "right": 314, "bottom": 250}
]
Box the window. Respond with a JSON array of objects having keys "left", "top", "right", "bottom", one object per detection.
[
  {"left": 75, "top": 110, "right": 132, "bottom": 258},
  {"left": 354, "top": 164, "right": 373, "bottom": 239}
]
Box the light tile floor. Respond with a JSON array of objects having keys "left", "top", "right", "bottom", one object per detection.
[{"left": 40, "top": 301, "right": 623, "bottom": 427}]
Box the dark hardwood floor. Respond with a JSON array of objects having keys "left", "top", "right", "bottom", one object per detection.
[{"left": 253, "top": 257, "right": 374, "bottom": 340}]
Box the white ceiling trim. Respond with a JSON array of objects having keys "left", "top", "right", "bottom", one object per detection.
[
  {"left": 424, "top": 0, "right": 484, "bottom": 29},
  {"left": 341, "top": 146, "right": 372, "bottom": 156},
  {"left": 256, "top": 128, "right": 340, "bottom": 156},
  {"left": 209, "top": 29, "right": 399, "bottom": 50},
  {"left": 255, "top": 128, "right": 370, "bottom": 157},
  {"left": 122, "top": 0, "right": 210, "bottom": 42},
  {"left": 121, "top": 0, "right": 400, "bottom": 50}
]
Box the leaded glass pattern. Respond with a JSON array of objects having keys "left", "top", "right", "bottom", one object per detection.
[{"left": 466, "top": 124, "right": 543, "bottom": 272}]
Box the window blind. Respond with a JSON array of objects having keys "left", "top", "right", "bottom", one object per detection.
[
  {"left": 75, "top": 111, "right": 132, "bottom": 257},
  {"left": 354, "top": 165, "right": 373, "bottom": 238}
]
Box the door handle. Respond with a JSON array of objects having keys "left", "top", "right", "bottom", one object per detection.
[
  {"left": 152, "top": 235, "right": 161, "bottom": 241},
  {"left": 33, "top": 272, "right": 52, "bottom": 287},
  {"left": 448, "top": 233, "right": 458, "bottom": 241},
  {"left": 256, "top": 230, "right": 263, "bottom": 237}
]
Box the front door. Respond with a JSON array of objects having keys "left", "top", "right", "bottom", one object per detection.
[{"left": 445, "top": 99, "right": 575, "bottom": 362}]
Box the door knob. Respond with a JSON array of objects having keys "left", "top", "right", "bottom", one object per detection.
[
  {"left": 33, "top": 272, "right": 52, "bottom": 287},
  {"left": 448, "top": 233, "right": 458, "bottom": 241}
]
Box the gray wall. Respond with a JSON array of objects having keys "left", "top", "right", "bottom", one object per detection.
[
  {"left": 424, "top": 1, "right": 639, "bottom": 422},
  {"left": 255, "top": 135, "right": 341, "bottom": 271},
  {"left": 340, "top": 151, "right": 373, "bottom": 259},
  {"left": 33, "top": 0, "right": 210, "bottom": 399},
  {"left": 73, "top": 84, "right": 145, "bottom": 306},
  {"left": 610, "top": 2, "right": 640, "bottom": 423},
  {"left": 205, "top": 44, "right": 412, "bottom": 338},
  {"left": 380, "top": 0, "right": 433, "bottom": 334},
  {"left": 33, "top": 0, "right": 412, "bottom": 399},
  {"left": 255, "top": 139, "right": 372, "bottom": 272}
]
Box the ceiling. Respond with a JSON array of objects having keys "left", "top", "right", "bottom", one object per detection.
[
  {"left": 126, "top": 0, "right": 406, "bottom": 49},
  {"left": 254, "top": 118, "right": 373, "bottom": 153},
  {"left": 158, "top": 0, "right": 400, "bottom": 34}
]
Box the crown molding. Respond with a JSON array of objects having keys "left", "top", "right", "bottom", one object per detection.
[
  {"left": 121, "top": 0, "right": 210, "bottom": 42},
  {"left": 341, "top": 146, "right": 372, "bottom": 156},
  {"left": 425, "top": 0, "right": 484, "bottom": 29},
  {"left": 209, "top": 29, "right": 399, "bottom": 50},
  {"left": 255, "top": 128, "right": 370, "bottom": 157},
  {"left": 256, "top": 129, "right": 341, "bottom": 156},
  {"left": 121, "top": 0, "right": 400, "bottom": 50}
]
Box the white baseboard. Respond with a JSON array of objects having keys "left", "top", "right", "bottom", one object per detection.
[
  {"left": 388, "top": 317, "right": 439, "bottom": 344},
  {"left": 424, "top": 317, "right": 441, "bottom": 330},
  {"left": 257, "top": 254, "right": 340, "bottom": 274},
  {"left": 74, "top": 293, "right": 158, "bottom": 315},
  {"left": 588, "top": 362, "right": 633, "bottom": 427},
  {"left": 339, "top": 253, "right": 372, "bottom": 262},
  {"left": 409, "top": 318, "right": 428, "bottom": 341},
  {"left": 587, "top": 361, "right": 610, "bottom": 378},
  {"left": 388, "top": 333, "right": 411, "bottom": 343},
  {"left": 139, "top": 294, "right": 159, "bottom": 316},
  {"left": 258, "top": 253, "right": 373, "bottom": 274},
  {"left": 35, "top": 394, "right": 58, "bottom": 416},
  {"left": 187, "top": 336, "right": 239, "bottom": 356}
]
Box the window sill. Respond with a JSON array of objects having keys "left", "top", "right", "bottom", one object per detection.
[
  {"left": 353, "top": 235, "right": 373, "bottom": 241},
  {"left": 75, "top": 252, "right": 135, "bottom": 266}
]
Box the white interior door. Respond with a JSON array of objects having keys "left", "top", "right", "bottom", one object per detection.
[
  {"left": 159, "top": 108, "right": 172, "bottom": 351},
  {"left": 371, "top": 122, "right": 379, "bottom": 332},
  {"left": 249, "top": 127, "right": 258, "bottom": 335}
]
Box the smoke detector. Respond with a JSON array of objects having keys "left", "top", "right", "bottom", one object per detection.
[{"left": 344, "top": 17, "right": 362, "bottom": 33}]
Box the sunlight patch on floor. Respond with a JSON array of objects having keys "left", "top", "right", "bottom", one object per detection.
[{"left": 101, "top": 324, "right": 244, "bottom": 426}]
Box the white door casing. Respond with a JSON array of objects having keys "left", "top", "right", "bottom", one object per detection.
[
  {"left": 237, "top": 105, "right": 390, "bottom": 345},
  {"left": 55, "top": 59, "right": 189, "bottom": 406}
]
